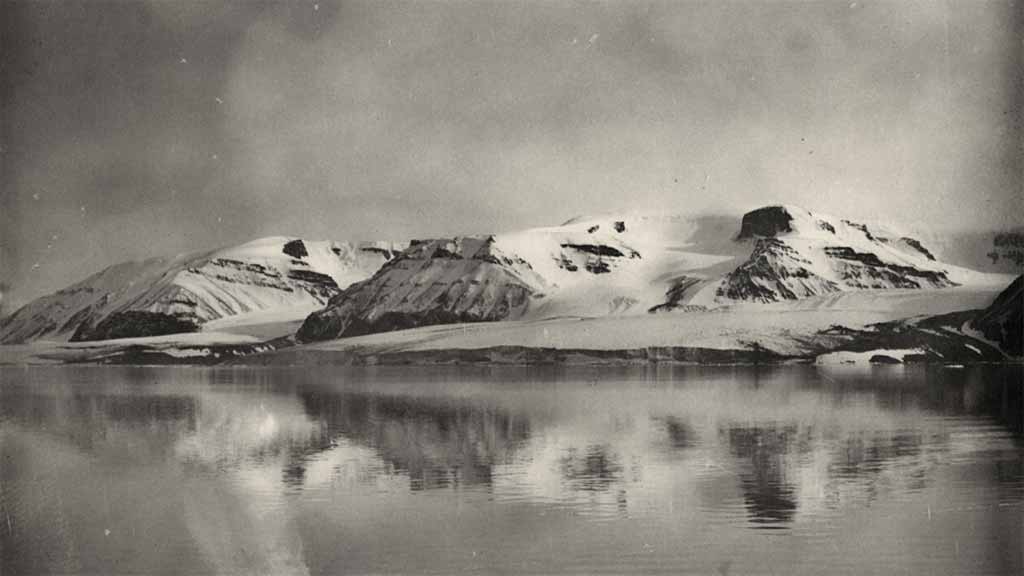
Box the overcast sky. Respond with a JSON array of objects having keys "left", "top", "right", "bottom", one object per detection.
[{"left": 1, "top": 0, "right": 1021, "bottom": 309}]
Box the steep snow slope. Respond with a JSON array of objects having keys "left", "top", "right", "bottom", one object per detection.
[
  {"left": 298, "top": 206, "right": 1003, "bottom": 342},
  {"left": 0, "top": 237, "right": 405, "bottom": 343},
  {"left": 495, "top": 213, "right": 741, "bottom": 317}
]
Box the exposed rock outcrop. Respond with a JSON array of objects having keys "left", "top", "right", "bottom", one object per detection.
[
  {"left": 737, "top": 206, "right": 795, "bottom": 239},
  {"left": 711, "top": 206, "right": 957, "bottom": 304},
  {"left": 717, "top": 239, "right": 840, "bottom": 303},
  {"left": 822, "top": 246, "right": 951, "bottom": 289},
  {"left": 970, "top": 275, "right": 1022, "bottom": 356},
  {"left": 71, "top": 310, "right": 199, "bottom": 341},
  {"left": 648, "top": 276, "right": 705, "bottom": 313},
  {"left": 899, "top": 237, "right": 936, "bottom": 261},
  {"left": 297, "top": 237, "right": 544, "bottom": 342}
]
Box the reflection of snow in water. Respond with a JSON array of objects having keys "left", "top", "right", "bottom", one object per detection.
[
  {"left": 159, "top": 369, "right": 1016, "bottom": 571},
  {"left": 176, "top": 393, "right": 318, "bottom": 467},
  {"left": 466, "top": 382, "right": 963, "bottom": 526},
  {"left": 301, "top": 438, "right": 410, "bottom": 493},
  {"left": 176, "top": 391, "right": 320, "bottom": 576}
]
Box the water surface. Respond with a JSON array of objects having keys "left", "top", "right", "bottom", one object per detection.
[{"left": 2, "top": 364, "right": 1022, "bottom": 575}]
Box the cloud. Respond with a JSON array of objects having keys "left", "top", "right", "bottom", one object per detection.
[
  {"left": 219, "top": 0, "right": 1020, "bottom": 233},
  {"left": 2, "top": 0, "right": 1020, "bottom": 304}
]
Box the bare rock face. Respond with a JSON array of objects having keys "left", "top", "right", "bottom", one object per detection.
[
  {"left": 297, "top": 237, "right": 543, "bottom": 342},
  {"left": 822, "top": 247, "right": 951, "bottom": 289},
  {"left": 736, "top": 206, "right": 795, "bottom": 239},
  {"left": 71, "top": 310, "right": 199, "bottom": 341},
  {"left": 717, "top": 239, "right": 840, "bottom": 302},
  {"left": 899, "top": 237, "right": 936, "bottom": 261},
  {"left": 971, "top": 275, "right": 1023, "bottom": 357},
  {"left": 282, "top": 239, "right": 309, "bottom": 259},
  {"left": 648, "top": 276, "right": 705, "bottom": 313}
]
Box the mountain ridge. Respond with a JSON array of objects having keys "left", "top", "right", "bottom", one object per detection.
[
  {"left": 0, "top": 236, "right": 406, "bottom": 343},
  {"left": 3, "top": 205, "right": 1011, "bottom": 346},
  {"left": 297, "top": 205, "right": 1005, "bottom": 342}
]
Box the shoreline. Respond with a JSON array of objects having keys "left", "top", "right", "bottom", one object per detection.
[{"left": 1, "top": 286, "right": 1017, "bottom": 367}]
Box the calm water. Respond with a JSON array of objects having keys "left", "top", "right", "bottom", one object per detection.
[{"left": 1, "top": 364, "right": 1022, "bottom": 575}]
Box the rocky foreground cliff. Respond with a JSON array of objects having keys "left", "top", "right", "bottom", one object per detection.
[{"left": 969, "top": 275, "right": 1023, "bottom": 357}]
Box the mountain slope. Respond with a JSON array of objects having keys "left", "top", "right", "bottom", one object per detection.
[
  {"left": 689, "top": 205, "right": 966, "bottom": 306},
  {"left": 969, "top": 275, "right": 1023, "bottom": 357},
  {"left": 298, "top": 205, "right": 1002, "bottom": 343},
  {"left": 297, "top": 237, "right": 545, "bottom": 341},
  {"left": 297, "top": 212, "right": 754, "bottom": 342},
  {"left": 0, "top": 237, "right": 405, "bottom": 343}
]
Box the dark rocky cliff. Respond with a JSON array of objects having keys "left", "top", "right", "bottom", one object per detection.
[
  {"left": 971, "top": 275, "right": 1023, "bottom": 357},
  {"left": 736, "top": 206, "right": 795, "bottom": 239},
  {"left": 71, "top": 310, "right": 199, "bottom": 341}
]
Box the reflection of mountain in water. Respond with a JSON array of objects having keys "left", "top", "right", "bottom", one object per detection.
[
  {"left": 2, "top": 364, "right": 1020, "bottom": 535},
  {"left": 0, "top": 390, "right": 198, "bottom": 457},
  {"left": 816, "top": 365, "right": 1023, "bottom": 436},
  {"left": 721, "top": 421, "right": 952, "bottom": 528},
  {"left": 724, "top": 425, "right": 800, "bottom": 526},
  {"left": 656, "top": 416, "right": 697, "bottom": 451},
  {"left": 296, "top": 392, "right": 531, "bottom": 490},
  {"left": 558, "top": 444, "right": 623, "bottom": 492}
]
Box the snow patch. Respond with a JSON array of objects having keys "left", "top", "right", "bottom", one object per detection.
[
  {"left": 815, "top": 348, "right": 925, "bottom": 365},
  {"left": 162, "top": 347, "right": 213, "bottom": 358}
]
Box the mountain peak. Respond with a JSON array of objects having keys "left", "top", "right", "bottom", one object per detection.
[{"left": 737, "top": 205, "right": 805, "bottom": 239}]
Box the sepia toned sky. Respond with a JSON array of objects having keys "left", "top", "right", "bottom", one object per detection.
[{"left": 1, "top": 0, "right": 1021, "bottom": 309}]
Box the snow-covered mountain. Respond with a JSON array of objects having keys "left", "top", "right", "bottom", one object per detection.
[
  {"left": 4, "top": 205, "right": 1006, "bottom": 347},
  {"left": 686, "top": 205, "right": 968, "bottom": 306},
  {"left": 0, "top": 237, "right": 405, "bottom": 343},
  {"left": 297, "top": 205, "right": 1002, "bottom": 342},
  {"left": 297, "top": 236, "right": 546, "bottom": 341},
  {"left": 296, "top": 212, "right": 741, "bottom": 342}
]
